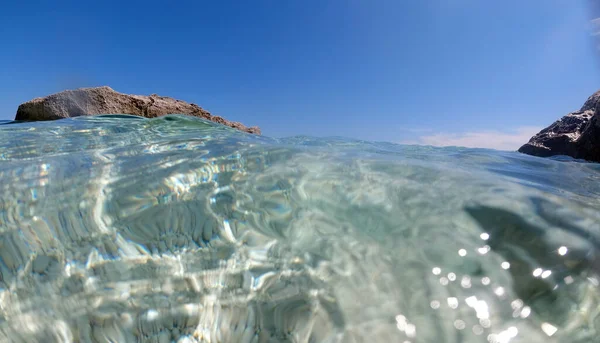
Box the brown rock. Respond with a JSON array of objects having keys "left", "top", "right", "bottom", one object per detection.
[
  {"left": 14, "top": 86, "right": 261, "bottom": 134},
  {"left": 518, "top": 90, "right": 600, "bottom": 162}
]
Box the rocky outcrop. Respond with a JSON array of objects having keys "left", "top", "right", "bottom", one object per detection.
[
  {"left": 15, "top": 86, "right": 261, "bottom": 134},
  {"left": 518, "top": 90, "right": 600, "bottom": 162}
]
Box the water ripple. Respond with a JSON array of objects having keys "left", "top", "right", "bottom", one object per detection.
[{"left": 0, "top": 115, "right": 598, "bottom": 342}]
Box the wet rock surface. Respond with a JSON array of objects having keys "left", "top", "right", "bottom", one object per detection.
[
  {"left": 14, "top": 86, "right": 261, "bottom": 134},
  {"left": 519, "top": 91, "right": 600, "bottom": 162}
]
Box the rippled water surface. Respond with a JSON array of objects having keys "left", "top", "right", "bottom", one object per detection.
[{"left": 0, "top": 115, "right": 599, "bottom": 343}]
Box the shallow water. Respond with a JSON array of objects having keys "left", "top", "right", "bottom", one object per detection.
[{"left": 0, "top": 115, "right": 598, "bottom": 343}]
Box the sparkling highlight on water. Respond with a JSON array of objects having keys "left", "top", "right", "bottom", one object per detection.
[{"left": 0, "top": 115, "right": 597, "bottom": 342}]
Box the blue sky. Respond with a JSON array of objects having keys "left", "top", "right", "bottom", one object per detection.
[{"left": 1, "top": 0, "right": 599, "bottom": 149}]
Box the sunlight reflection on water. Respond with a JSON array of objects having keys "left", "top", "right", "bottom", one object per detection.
[{"left": 0, "top": 115, "right": 598, "bottom": 342}]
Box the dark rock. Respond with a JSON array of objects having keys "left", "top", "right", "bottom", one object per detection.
[
  {"left": 15, "top": 86, "right": 261, "bottom": 134},
  {"left": 518, "top": 90, "right": 600, "bottom": 162}
]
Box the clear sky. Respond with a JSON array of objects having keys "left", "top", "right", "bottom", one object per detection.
[{"left": 1, "top": 0, "right": 599, "bottom": 149}]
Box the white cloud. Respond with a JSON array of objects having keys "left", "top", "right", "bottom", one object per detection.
[
  {"left": 590, "top": 17, "right": 600, "bottom": 36},
  {"left": 405, "top": 126, "right": 541, "bottom": 151}
]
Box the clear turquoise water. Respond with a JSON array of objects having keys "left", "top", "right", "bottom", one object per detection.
[{"left": 0, "top": 115, "right": 598, "bottom": 343}]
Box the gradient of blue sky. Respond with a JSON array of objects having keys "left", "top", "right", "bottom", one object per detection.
[{"left": 0, "top": 0, "right": 599, "bottom": 149}]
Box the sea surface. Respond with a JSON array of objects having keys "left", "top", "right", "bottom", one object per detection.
[{"left": 0, "top": 115, "right": 598, "bottom": 343}]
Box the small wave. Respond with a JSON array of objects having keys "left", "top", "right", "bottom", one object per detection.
[{"left": 0, "top": 116, "right": 597, "bottom": 342}]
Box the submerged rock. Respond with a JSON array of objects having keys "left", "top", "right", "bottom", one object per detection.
[
  {"left": 15, "top": 86, "right": 261, "bottom": 134},
  {"left": 518, "top": 90, "right": 600, "bottom": 162}
]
